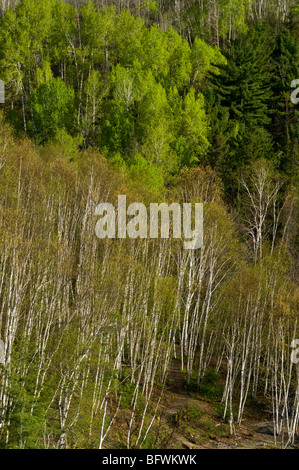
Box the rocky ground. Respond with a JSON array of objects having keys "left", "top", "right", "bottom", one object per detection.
[{"left": 159, "top": 355, "right": 298, "bottom": 450}]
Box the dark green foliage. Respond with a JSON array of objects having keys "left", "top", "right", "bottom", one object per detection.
[
  {"left": 199, "top": 369, "right": 223, "bottom": 400},
  {"left": 210, "top": 27, "right": 273, "bottom": 127},
  {"left": 269, "top": 25, "right": 299, "bottom": 178}
]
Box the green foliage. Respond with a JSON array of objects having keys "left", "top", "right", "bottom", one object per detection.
[
  {"left": 28, "top": 78, "right": 74, "bottom": 142},
  {"left": 199, "top": 369, "right": 223, "bottom": 399},
  {"left": 269, "top": 25, "right": 299, "bottom": 177},
  {"left": 191, "top": 37, "right": 227, "bottom": 85},
  {"left": 102, "top": 100, "right": 134, "bottom": 154},
  {"left": 210, "top": 27, "right": 273, "bottom": 127},
  {"left": 0, "top": 0, "right": 295, "bottom": 191},
  {"left": 173, "top": 404, "right": 204, "bottom": 426}
]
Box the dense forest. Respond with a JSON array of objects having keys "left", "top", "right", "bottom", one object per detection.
[{"left": 0, "top": 0, "right": 298, "bottom": 449}]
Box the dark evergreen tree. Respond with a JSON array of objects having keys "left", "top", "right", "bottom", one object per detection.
[
  {"left": 270, "top": 22, "right": 299, "bottom": 179},
  {"left": 207, "top": 25, "right": 275, "bottom": 198}
]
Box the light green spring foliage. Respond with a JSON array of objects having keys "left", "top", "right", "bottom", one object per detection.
[
  {"left": 0, "top": 0, "right": 297, "bottom": 193},
  {"left": 28, "top": 78, "right": 74, "bottom": 142},
  {"left": 0, "top": 0, "right": 227, "bottom": 184}
]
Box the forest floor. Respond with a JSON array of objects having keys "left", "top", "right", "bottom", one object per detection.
[{"left": 159, "top": 353, "right": 297, "bottom": 449}]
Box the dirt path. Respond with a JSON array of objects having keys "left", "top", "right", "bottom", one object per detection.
[{"left": 159, "top": 353, "right": 296, "bottom": 449}]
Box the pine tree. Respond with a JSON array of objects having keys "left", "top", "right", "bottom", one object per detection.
[
  {"left": 207, "top": 25, "right": 275, "bottom": 198},
  {"left": 270, "top": 22, "right": 299, "bottom": 178},
  {"left": 210, "top": 26, "right": 273, "bottom": 127}
]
